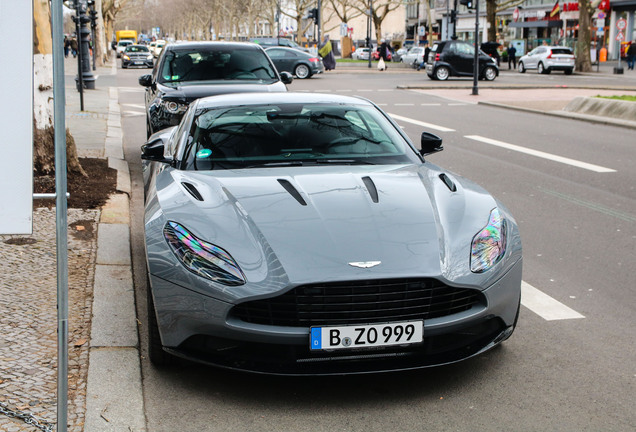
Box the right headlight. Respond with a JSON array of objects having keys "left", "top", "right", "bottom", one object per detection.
[
  {"left": 163, "top": 221, "right": 246, "bottom": 286},
  {"left": 470, "top": 208, "right": 507, "bottom": 273},
  {"left": 161, "top": 100, "right": 188, "bottom": 114}
]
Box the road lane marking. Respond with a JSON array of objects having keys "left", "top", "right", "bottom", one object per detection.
[
  {"left": 388, "top": 113, "right": 455, "bottom": 132},
  {"left": 465, "top": 135, "right": 616, "bottom": 173},
  {"left": 521, "top": 281, "right": 585, "bottom": 321},
  {"left": 420, "top": 103, "right": 441, "bottom": 106},
  {"left": 122, "top": 111, "right": 145, "bottom": 117},
  {"left": 394, "top": 103, "right": 415, "bottom": 106},
  {"left": 122, "top": 103, "right": 146, "bottom": 110}
]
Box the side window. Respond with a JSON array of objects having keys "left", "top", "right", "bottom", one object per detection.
[
  {"left": 267, "top": 49, "right": 284, "bottom": 59},
  {"left": 170, "top": 105, "right": 196, "bottom": 159}
]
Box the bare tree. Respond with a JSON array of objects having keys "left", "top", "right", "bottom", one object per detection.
[
  {"left": 486, "top": 0, "right": 525, "bottom": 42},
  {"left": 33, "top": 0, "right": 85, "bottom": 176},
  {"left": 350, "top": 0, "right": 402, "bottom": 43}
]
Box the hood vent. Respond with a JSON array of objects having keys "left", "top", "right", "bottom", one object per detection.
[
  {"left": 278, "top": 179, "right": 307, "bottom": 206},
  {"left": 181, "top": 182, "right": 204, "bottom": 201},
  {"left": 361, "top": 176, "right": 379, "bottom": 203},
  {"left": 439, "top": 173, "right": 457, "bottom": 192}
]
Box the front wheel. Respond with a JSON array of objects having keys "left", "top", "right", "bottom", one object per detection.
[
  {"left": 434, "top": 66, "right": 450, "bottom": 81},
  {"left": 518, "top": 62, "right": 526, "bottom": 73},
  {"left": 147, "top": 275, "right": 177, "bottom": 366},
  {"left": 294, "top": 64, "right": 311, "bottom": 79},
  {"left": 482, "top": 66, "right": 497, "bottom": 81}
]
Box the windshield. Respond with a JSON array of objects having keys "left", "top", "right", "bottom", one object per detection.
[
  {"left": 158, "top": 46, "right": 278, "bottom": 85},
  {"left": 181, "top": 103, "right": 418, "bottom": 170},
  {"left": 126, "top": 45, "right": 149, "bottom": 53}
]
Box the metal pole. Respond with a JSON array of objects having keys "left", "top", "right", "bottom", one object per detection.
[
  {"left": 74, "top": 3, "right": 84, "bottom": 110},
  {"left": 368, "top": 0, "right": 373, "bottom": 69},
  {"left": 51, "top": 1, "right": 69, "bottom": 431},
  {"left": 446, "top": 0, "right": 450, "bottom": 40},
  {"left": 472, "top": 0, "right": 480, "bottom": 95}
]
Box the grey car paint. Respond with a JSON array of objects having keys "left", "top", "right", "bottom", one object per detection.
[{"left": 142, "top": 93, "right": 522, "bottom": 373}]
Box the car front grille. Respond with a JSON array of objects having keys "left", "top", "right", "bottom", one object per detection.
[{"left": 231, "top": 278, "right": 484, "bottom": 327}]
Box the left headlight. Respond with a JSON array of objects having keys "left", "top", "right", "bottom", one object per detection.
[
  {"left": 161, "top": 100, "right": 188, "bottom": 114},
  {"left": 163, "top": 221, "right": 246, "bottom": 286},
  {"left": 123, "top": 55, "right": 130, "bottom": 60},
  {"left": 470, "top": 208, "right": 507, "bottom": 273},
  {"left": 147, "top": 54, "right": 154, "bottom": 60}
]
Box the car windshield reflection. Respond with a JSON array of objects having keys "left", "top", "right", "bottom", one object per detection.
[{"left": 182, "top": 103, "right": 417, "bottom": 170}]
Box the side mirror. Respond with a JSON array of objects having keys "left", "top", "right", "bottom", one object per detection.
[
  {"left": 139, "top": 74, "right": 153, "bottom": 87},
  {"left": 419, "top": 131, "right": 443, "bottom": 156},
  {"left": 280, "top": 71, "right": 293, "bottom": 85},
  {"left": 141, "top": 137, "right": 172, "bottom": 164}
]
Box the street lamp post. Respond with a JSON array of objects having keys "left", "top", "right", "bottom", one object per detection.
[
  {"left": 88, "top": 0, "right": 98, "bottom": 71},
  {"left": 72, "top": 0, "right": 96, "bottom": 90},
  {"left": 472, "top": 0, "right": 479, "bottom": 95},
  {"left": 367, "top": 0, "right": 373, "bottom": 69}
]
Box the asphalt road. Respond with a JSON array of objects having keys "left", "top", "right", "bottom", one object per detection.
[{"left": 118, "top": 66, "right": 636, "bottom": 431}]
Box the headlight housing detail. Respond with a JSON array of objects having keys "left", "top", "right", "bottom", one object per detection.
[
  {"left": 162, "top": 100, "right": 188, "bottom": 114},
  {"left": 470, "top": 208, "right": 507, "bottom": 273},
  {"left": 163, "top": 221, "right": 246, "bottom": 286}
]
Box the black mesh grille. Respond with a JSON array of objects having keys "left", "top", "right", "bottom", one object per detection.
[{"left": 231, "top": 279, "right": 484, "bottom": 327}]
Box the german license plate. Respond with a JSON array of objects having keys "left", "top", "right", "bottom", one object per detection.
[{"left": 310, "top": 321, "right": 423, "bottom": 351}]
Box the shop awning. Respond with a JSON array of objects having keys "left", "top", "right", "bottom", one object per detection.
[{"left": 508, "top": 20, "right": 563, "bottom": 28}]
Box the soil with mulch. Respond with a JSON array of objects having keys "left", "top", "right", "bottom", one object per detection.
[{"left": 33, "top": 157, "right": 118, "bottom": 210}]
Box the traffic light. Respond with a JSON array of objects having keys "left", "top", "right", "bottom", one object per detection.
[
  {"left": 460, "top": 0, "right": 474, "bottom": 8},
  {"left": 307, "top": 8, "right": 318, "bottom": 23},
  {"left": 450, "top": 10, "right": 457, "bottom": 23}
]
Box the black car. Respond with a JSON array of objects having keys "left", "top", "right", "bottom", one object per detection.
[
  {"left": 265, "top": 46, "right": 324, "bottom": 79},
  {"left": 121, "top": 44, "right": 154, "bottom": 69},
  {"left": 138, "top": 41, "right": 292, "bottom": 137},
  {"left": 426, "top": 40, "right": 499, "bottom": 81},
  {"left": 250, "top": 37, "right": 310, "bottom": 53}
]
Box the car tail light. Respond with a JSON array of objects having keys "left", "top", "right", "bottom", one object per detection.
[
  {"left": 435, "top": 53, "right": 440, "bottom": 61},
  {"left": 309, "top": 57, "right": 319, "bottom": 63},
  {"left": 547, "top": 51, "right": 553, "bottom": 58}
]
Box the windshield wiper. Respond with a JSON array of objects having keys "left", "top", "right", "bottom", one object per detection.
[
  {"left": 316, "top": 159, "right": 376, "bottom": 165},
  {"left": 245, "top": 161, "right": 305, "bottom": 168}
]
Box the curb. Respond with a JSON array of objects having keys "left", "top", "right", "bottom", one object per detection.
[{"left": 84, "top": 84, "right": 146, "bottom": 430}]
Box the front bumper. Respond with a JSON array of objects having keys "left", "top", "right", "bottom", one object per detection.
[{"left": 148, "top": 258, "right": 522, "bottom": 375}]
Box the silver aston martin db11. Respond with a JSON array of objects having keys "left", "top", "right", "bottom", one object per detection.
[{"left": 141, "top": 92, "right": 522, "bottom": 375}]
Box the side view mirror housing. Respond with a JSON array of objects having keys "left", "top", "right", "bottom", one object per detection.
[
  {"left": 139, "top": 74, "right": 153, "bottom": 87},
  {"left": 419, "top": 131, "right": 443, "bottom": 156},
  {"left": 141, "top": 137, "right": 172, "bottom": 164},
  {"left": 279, "top": 71, "right": 293, "bottom": 85}
]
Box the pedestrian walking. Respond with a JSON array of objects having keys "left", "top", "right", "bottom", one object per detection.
[
  {"left": 70, "top": 36, "right": 78, "bottom": 58},
  {"left": 627, "top": 41, "right": 636, "bottom": 71},
  {"left": 416, "top": 41, "right": 430, "bottom": 71},
  {"left": 507, "top": 44, "right": 517, "bottom": 70},
  {"left": 64, "top": 35, "right": 70, "bottom": 58},
  {"left": 318, "top": 35, "right": 336, "bottom": 71}
]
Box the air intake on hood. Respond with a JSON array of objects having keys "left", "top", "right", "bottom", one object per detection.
[
  {"left": 277, "top": 179, "right": 307, "bottom": 206},
  {"left": 361, "top": 176, "right": 379, "bottom": 203},
  {"left": 439, "top": 174, "right": 457, "bottom": 192},
  {"left": 181, "top": 182, "right": 204, "bottom": 201}
]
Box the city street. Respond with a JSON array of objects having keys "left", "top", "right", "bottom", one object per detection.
[{"left": 117, "top": 66, "right": 636, "bottom": 431}]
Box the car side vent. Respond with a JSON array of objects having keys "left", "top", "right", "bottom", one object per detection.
[
  {"left": 361, "top": 176, "right": 379, "bottom": 203},
  {"left": 439, "top": 174, "right": 457, "bottom": 192},
  {"left": 181, "top": 182, "right": 204, "bottom": 201},
  {"left": 278, "top": 179, "right": 307, "bottom": 206}
]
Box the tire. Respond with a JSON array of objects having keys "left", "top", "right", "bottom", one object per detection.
[
  {"left": 294, "top": 63, "right": 311, "bottom": 79},
  {"left": 482, "top": 66, "right": 497, "bottom": 81},
  {"left": 538, "top": 62, "right": 548, "bottom": 74},
  {"left": 122, "top": 63, "right": 127, "bottom": 69},
  {"left": 518, "top": 62, "right": 525, "bottom": 73},
  {"left": 564, "top": 68, "right": 573, "bottom": 75},
  {"left": 434, "top": 66, "right": 450, "bottom": 81},
  {"left": 146, "top": 274, "right": 177, "bottom": 366}
]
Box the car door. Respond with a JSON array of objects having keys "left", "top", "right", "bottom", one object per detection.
[
  {"left": 453, "top": 42, "right": 476, "bottom": 74},
  {"left": 267, "top": 48, "right": 294, "bottom": 74},
  {"left": 525, "top": 48, "right": 540, "bottom": 69}
]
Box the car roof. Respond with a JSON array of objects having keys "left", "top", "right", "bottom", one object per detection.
[
  {"left": 165, "top": 41, "right": 263, "bottom": 51},
  {"left": 194, "top": 92, "right": 374, "bottom": 110}
]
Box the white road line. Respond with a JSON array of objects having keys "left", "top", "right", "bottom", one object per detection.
[
  {"left": 394, "top": 103, "right": 415, "bottom": 106},
  {"left": 377, "top": 89, "right": 393, "bottom": 92},
  {"left": 123, "top": 111, "right": 145, "bottom": 117},
  {"left": 420, "top": 103, "right": 441, "bottom": 106},
  {"left": 356, "top": 89, "right": 373, "bottom": 92},
  {"left": 521, "top": 281, "right": 585, "bottom": 321},
  {"left": 448, "top": 103, "right": 467, "bottom": 106},
  {"left": 465, "top": 135, "right": 616, "bottom": 173},
  {"left": 122, "top": 103, "right": 146, "bottom": 109},
  {"left": 388, "top": 113, "right": 455, "bottom": 132}
]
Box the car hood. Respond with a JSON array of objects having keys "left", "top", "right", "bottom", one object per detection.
[
  {"left": 145, "top": 163, "right": 521, "bottom": 301},
  {"left": 157, "top": 81, "right": 287, "bottom": 103}
]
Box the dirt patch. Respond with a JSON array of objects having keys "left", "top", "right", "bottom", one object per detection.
[{"left": 34, "top": 158, "right": 117, "bottom": 209}]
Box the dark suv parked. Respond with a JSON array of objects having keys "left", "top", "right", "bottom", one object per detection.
[
  {"left": 138, "top": 41, "right": 292, "bottom": 137},
  {"left": 426, "top": 40, "right": 499, "bottom": 81}
]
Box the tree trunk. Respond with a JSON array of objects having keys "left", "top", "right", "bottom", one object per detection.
[
  {"left": 576, "top": 0, "right": 593, "bottom": 72},
  {"left": 487, "top": 0, "right": 497, "bottom": 42},
  {"left": 33, "top": 0, "right": 86, "bottom": 177}
]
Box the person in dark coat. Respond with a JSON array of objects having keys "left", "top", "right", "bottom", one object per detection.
[
  {"left": 70, "top": 37, "right": 78, "bottom": 58},
  {"left": 627, "top": 42, "right": 636, "bottom": 70},
  {"left": 507, "top": 44, "right": 517, "bottom": 70},
  {"left": 318, "top": 35, "right": 336, "bottom": 71}
]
